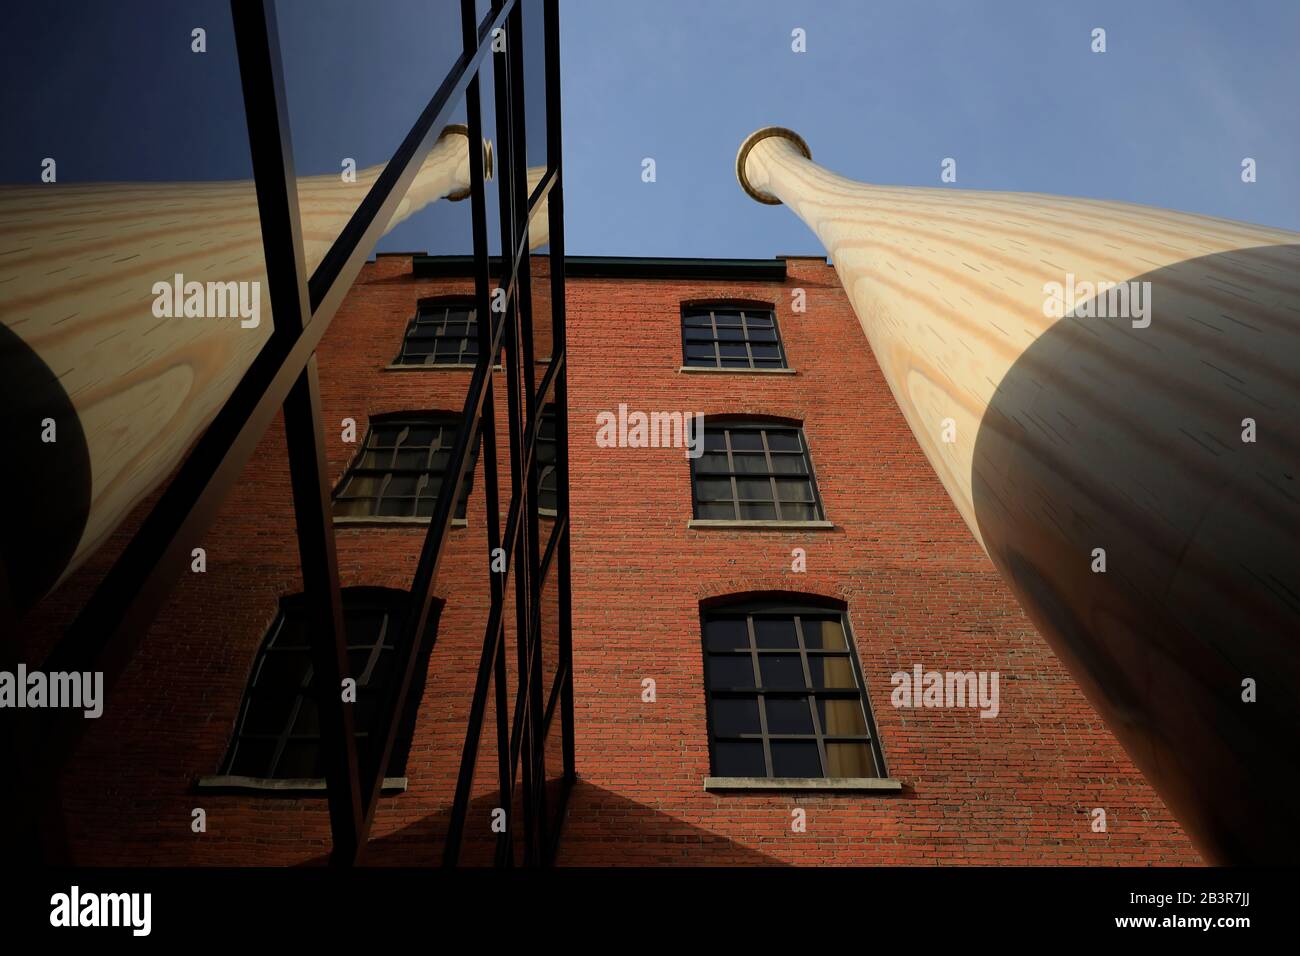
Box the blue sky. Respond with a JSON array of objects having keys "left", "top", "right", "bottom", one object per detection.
[
  {"left": 3, "top": 1, "right": 1296, "bottom": 261},
  {"left": 555, "top": 0, "right": 1300, "bottom": 257}
]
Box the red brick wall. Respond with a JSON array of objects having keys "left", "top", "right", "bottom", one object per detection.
[
  {"left": 20, "top": 254, "right": 1199, "bottom": 866},
  {"left": 23, "top": 253, "right": 528, "bottom": 865},
  {"left": 558, "top": 256, "right": 1198, "bottom": 865}
]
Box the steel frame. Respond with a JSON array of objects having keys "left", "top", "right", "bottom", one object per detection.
[{"left": 15, "top": 0, "right": 573, "bottom": 868}]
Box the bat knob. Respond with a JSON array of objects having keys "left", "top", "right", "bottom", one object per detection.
[{"left": 736, "top": 126, "right": 812, "bottom": 205}]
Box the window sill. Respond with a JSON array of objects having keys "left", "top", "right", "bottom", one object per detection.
[
  {"left": 688, "top": 519, "right": 834, "bottom": 531},
  {"left": 384, "top": 363, "right": 503, "bottom": 372},
  {"left": 335, "top": 516, "right": 468, "bottom": 527},
  {"left": 678, "top": 365, "right": 796, "bottom": 375},
  {"left": 196, "top": 775, "right": 408, "bottom": 795},
  {"left": 704, "top": 776, "right": 902, "bottom": 793}
]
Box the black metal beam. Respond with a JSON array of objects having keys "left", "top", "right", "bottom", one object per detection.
[
  {"left": 282, "top": 359, "right": 365, "bottom": 865},
  {"left": 543, "top": 0, "right": 577, "bottom": 860},
  {"left": 442, "top": 0, "right": 518, "bottom": 870},
  {"left": 504, "top": 0, "right": 550, "bottom": 865},
  {"left": 230, "top": 0, "right": 365, "bottom": 865}
]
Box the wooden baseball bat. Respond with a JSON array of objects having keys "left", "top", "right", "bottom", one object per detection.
[
  {"left": 1, "top": 127, "right": 477, "bottom": 608},
  {"left": 738, "top": 127, "right": 1300, "bottom": 863}
]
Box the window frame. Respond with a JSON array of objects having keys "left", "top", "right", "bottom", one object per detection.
[
  {"left": 332, "top": 412, "right": 478, "bottom": 523},
  {"left": 680, "top": 302, "right": 788, "bottom": 371},
  {"left": 699, "top": 598, "right": 889, "bottom": 783},
  {"left": 689, "top": 418, "right": 827, "bottom": 523},
  {"left": 391, "top": 297, "right": 480, "bottom": 368},
  {"left": 210, "top": 587, "right": 436, "bottom": 789}
]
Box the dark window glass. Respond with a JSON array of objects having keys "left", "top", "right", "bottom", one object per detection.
[
  {"left": 536, "top": 403, "right": 558, "bottom": 515},
  {"left": 691, "top": 422, "right": 824, "bottom": 522},
  {"left": 702, "top": 604, "right": 883, "bottom": 780},
  {"left": 714, "top": 740, "right": 766, "bottom": 777},
  {"left": 394, "top": 300, "right": 479, "bottom": 366},
  {"left": 771, "top": 740, "right": 822, "bottom": 777},
  {"left": 221, "top": 590, "right": 429, "bottom": 780},
  {"left": 681, "top": 306, "right": 787, "bottom": 369},
  {"left": 334, "top": 416, "right": 477, "bottom": 519},
  {"left": 713, "top": 697, "right": 762, "bottom": 736},
  {"left": 704, "top": 617, "right": 749, "bottom": 651}
]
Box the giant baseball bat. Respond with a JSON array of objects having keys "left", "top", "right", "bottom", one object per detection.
[
  {"left": 1, "top": 127, "right": 478, "bottom": 610},
  {"left": 738, "top": 126, "right": 1300, "bottom": 864}
]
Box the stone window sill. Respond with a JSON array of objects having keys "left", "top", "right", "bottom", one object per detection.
[
  {"left": 678, "top": 365, "right": 796, "bottom": 375},
  {"left": 196, "top": 775, "right": 408, "bottom": 795},
  {"left": 704, "top": 776, "right": 902, "bottom": 793}
]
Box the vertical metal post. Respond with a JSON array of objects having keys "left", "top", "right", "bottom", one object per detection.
[
  {"left": 506, "top": 0, "right": 550, "bottom": 866},
  {"left": 230, "top": 0, "right": 364, "bottom": 864},
  {"left": 543, "top": 0, "right": 577, "bottom": 844}
]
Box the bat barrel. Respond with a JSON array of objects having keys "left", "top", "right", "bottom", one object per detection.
[
  {"left": 1, "top": 127, "right": 478, "bottom": 609},
  {"left": 739, "top": 126, "right": 1300, "bottom": 864}
]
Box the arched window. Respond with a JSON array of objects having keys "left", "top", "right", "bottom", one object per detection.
[
  {"left": 701, "top": 596, "right": 885, "bottom": 780},
  {"left": 218, "top": 588, "right": 436, "bottom": 783},
  {"left": 681, "top": 302, "right": 786, "bottom": 369}
]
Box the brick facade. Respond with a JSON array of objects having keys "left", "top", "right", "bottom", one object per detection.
[{"left": 21, "top": 253, "right": 1200, "bottom": 866}]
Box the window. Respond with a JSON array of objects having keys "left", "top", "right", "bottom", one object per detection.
[
  {"left": 220, "top": 589, "right": 432, "bottom": 780},
  {"left": 702, "top": 602, "right": 883, "bottom": 779},
  {"left": 691, "top": 421, "right": 824, "bottom": 521},
  {"left": 681, "top": 305, "right": 786, "bottom": 369},
  {"left": 393, "top": 299, "right": 478, "bottom": 366},
  {"left": 536, "top": 403, "right": 558, "bottom": 515},
  {"left": 333, "top": 415, "right": 478, "bottom": 519}
]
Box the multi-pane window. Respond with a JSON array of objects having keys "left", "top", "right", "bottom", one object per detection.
[
  {"left": 220, "top": 589, "right": 427, "bottom": 780},
  {"left": 536, "top": 403, "right": 557, "bottom": 514},
  {"left": 333, "top": 415, "right": 477, "bottom": 519},
  {"left": 691, "top": 421, "right": 824, "bottom": 521},
  {"left": 682, "top": 305, "right": 786, "bottom": 369},
  {"left": 393, "top": 299, "right": 478, "bottom": 366},
  {"left": 702, "top": 603, "right": 883, "bottom": 779}
]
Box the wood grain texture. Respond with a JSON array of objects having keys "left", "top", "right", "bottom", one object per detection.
[
  {"left": 527, "top": 165, "right": 550, "bottom": 249},
  {"left": 0, "top": 128, "right": 473, "bottom": 591},
  {"left": 740, "top": 127, "right": 1300, "bottom": 863}
]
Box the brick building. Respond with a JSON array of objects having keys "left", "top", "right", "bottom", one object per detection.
[{"left": 21, "top": 251, "right": 1200, "bottom": 866}]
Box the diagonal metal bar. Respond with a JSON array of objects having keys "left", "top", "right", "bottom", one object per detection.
[
  {"left": 351, "top": 283, "right": 507, "bottom": 847},
  {"left": 307, "top": 0, "right": 516, "bottom": 319}
]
